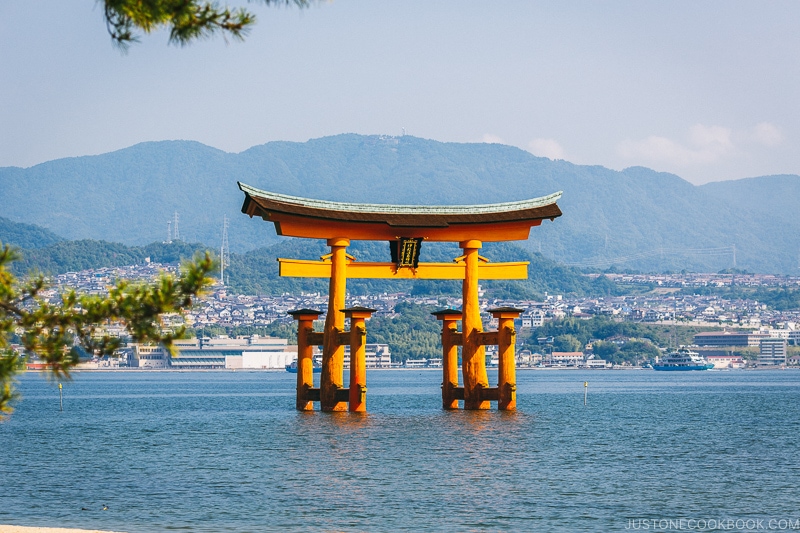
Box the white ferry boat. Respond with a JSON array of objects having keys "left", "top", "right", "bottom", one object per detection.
[{"left": 653, "top": 347, "right": 714, "bottom": 371}]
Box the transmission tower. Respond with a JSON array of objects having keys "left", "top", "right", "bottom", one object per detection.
[
  {"left": 173, "top": 211, "right": 180, "bottom": 241},
  {"left": 166, "top": 221, "right": 172, "bottom": 244},
  {"left": 220, "top": 216, "right": 230, "bottom": 285}
]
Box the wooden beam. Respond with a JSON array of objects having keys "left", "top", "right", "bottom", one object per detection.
[
  {"left": 479, "top": 386, "right": 500, "bottom": 402},
  {"left": 306, "top": 331, "right": 325, "bottom": 346},
  {"left": 278, "top": 259, "right": 528, "bottom": 280},
  {"left": 475, "top": 331, "right": 499, "bottom": 346},
  {"left": 450, "top": 332, "right": 463, "bottom": 346},
  {"left": 335, "top": 331, "right": 351, "bottom": 346},
  {"left": 334, "top": 388, "right": 351, "bottom": 402},
  {"left": 306, "top": 388, "right": 321, "bottom": 402}
]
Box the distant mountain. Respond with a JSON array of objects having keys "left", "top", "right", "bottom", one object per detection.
[
  {"left": 2, "top": 135, "right": 798, "bottom": 273},
  {"left": 0, "top": 141, "right": 250, "bottom": 249},
  {"left": 0, "top": 216, "right": 64, "bottom": 249},
  {"left": 696, "top": 174, "right": 800, "bottom": 274}
]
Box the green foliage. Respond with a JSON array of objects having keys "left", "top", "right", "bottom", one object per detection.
[
  {"left": 103, "top": 0, "right": 308, "bottom": 48},
  {"left": 0, "top": 243, "right": 216, "bottom": 420},
  {"left": 553, "top": 334, "right": 582, "bottom": 352},
  {"left": 0, "top": 217, "right": 64, "bottom": 249},
  {"left": 590, "top": 340, "right": 619, "bottom": 359},
  {"left": 590, "top": 339, "right": 659, "bottom": 365},
  {"left": 619, "top": 339, "right": 661, "bottom": 362},
  {"left": 530, "top": 316, "right": 664, "bottom": 347},
  {"left": 367, "top": 302, "right": 442, "bottom": 362},
  {"left": 10, "top": 240, "right": 209, "bottom": 276}
]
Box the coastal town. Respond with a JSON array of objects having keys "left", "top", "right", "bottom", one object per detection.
[{"left": 19, "top": 260, "right": 799, "bottom": 371}]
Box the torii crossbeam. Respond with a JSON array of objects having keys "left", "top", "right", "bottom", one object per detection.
[{"left": 239, "top": 182, "right": 562, "bottom": 412}]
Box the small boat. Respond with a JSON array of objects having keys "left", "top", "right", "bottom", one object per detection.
[
  {"left": 653, "top": 347, "right": 714, "bottom": 371},
  {"left": 285, "top": 360, "right": 322, "bottom": 373}
]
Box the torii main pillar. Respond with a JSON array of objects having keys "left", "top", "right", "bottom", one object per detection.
[
  {"left": 460, "top": 240, "right": 490, "bottom": 409},
  {"left": 320, "top": 238, "right": 349, "bottom": 411}
]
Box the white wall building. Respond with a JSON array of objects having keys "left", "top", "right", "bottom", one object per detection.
[
  {"left": 241, "top": 350, "right": 297, "bottom": 369},
  {"left": 759, "top": 338, "right": 787, "bottom": 366},
  {"left": 130, "top": 344, "right": 169, "bottom": 369}
]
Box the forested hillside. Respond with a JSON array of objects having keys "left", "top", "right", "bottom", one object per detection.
[{"left": 0, "top": 216, "right": 63, "bottom": 249}]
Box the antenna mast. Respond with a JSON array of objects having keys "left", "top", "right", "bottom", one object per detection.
[
  {"left": 173, "top": 211, "right": 180, "bottom": 241},
  {"left": 220, "top": 216, "right": 230, "bottom": 285}
]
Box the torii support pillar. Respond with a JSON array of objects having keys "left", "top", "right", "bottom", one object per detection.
[
  {"left": 321, "top": 237, "right": 350, "bottom": 412},
  {"left": 288, "top": 309, "right": 323, "bottom": 411},
  {"left": 488, "top": 307, "right": 523, "bottom": 411},
  {"left": 432, "top": 309, "right": 463, "bottom": 410},
  {"left": 343, "top": 306, "right": 375, "bottom": 412},
  {"left": 460, "top": 239, "right": 491, "bottom": 410}
]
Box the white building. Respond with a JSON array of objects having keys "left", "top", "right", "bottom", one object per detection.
[
  {"left": 763, "top": 328, "right": 791, "bottom": 340},
  {"left": 548, "top": 352, "right": 584, "bottom": 366},
  {"left": 130, "top": 344, "right": 169, "bottom": 369},
  {"left": 344, "top": 344, "right": 393, "bottom": 368},
  {"left": 705, "top": 354, "right": 745, "bottom": 369},
  {"left": 787, "top": 331, "right": 800, "bottom": 346},
  {"left": 759, "top": 338, "right": 787, "bottom": 366},
  {"left": 237, "top": 350, "right": 297, "bottom": 369},
  {"left": 132, "top": 336, "right": 297, "bottom": 370},
  {"left": 583, "top": 356, "right": 610, "bottom": 369},
  {"left": 521, "top": 309, "right": 545, "bottom": 328}
]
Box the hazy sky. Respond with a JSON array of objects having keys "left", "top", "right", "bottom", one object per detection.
[{"left": 2, "top": 1, "right": 798, "bottom": 184}]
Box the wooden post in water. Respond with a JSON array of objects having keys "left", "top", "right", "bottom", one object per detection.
[
  {"left": 489, "top": 307, "right": 522, "bottom": 411},
  {"left": 460, "top": 240, "right": 490, "bottom": 410},
  {"left": 432, "top": 309, "right": 463, "bottom": 409},
  {"left": 321, "top": 238, "right": 350, "bottom": 412},
  {"left": 289, "top": 309, "right": 322, "bottom": 411},
  {"left": 343, "top": 306, "right": 375, "bottom": 412}
]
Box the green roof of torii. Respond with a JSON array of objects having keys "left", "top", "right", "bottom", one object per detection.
[{"left": 239, "top": 182, "right": 562, "bottom": 218}]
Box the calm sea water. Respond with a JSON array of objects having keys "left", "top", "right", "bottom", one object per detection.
[{"left": 2, "top": 369, "right": 799, "bottom": 532}]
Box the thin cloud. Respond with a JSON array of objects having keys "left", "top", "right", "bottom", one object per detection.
[
  {"left": 481, "top": 134, "right": 505, "bottom": 144},
  {"left": 617, "top": 124, "right": 733, "bottom": 167},
  {"left": 752, "top": 122, "right": 783, "bottom": 146},
  {"left": 527, "top": 138, "right": 566, "bottom": 160}
]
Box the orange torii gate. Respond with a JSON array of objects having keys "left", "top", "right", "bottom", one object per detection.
[{"left": 238, "top": 182, "right": 562, "bottom": 412}]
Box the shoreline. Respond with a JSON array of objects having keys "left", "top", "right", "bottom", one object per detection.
[
  {"left": 23, "top": 366, "right": 799, "bottom": 374},
  {"left": 0, "top": 527, "right": 125, "bottom": 533}
]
